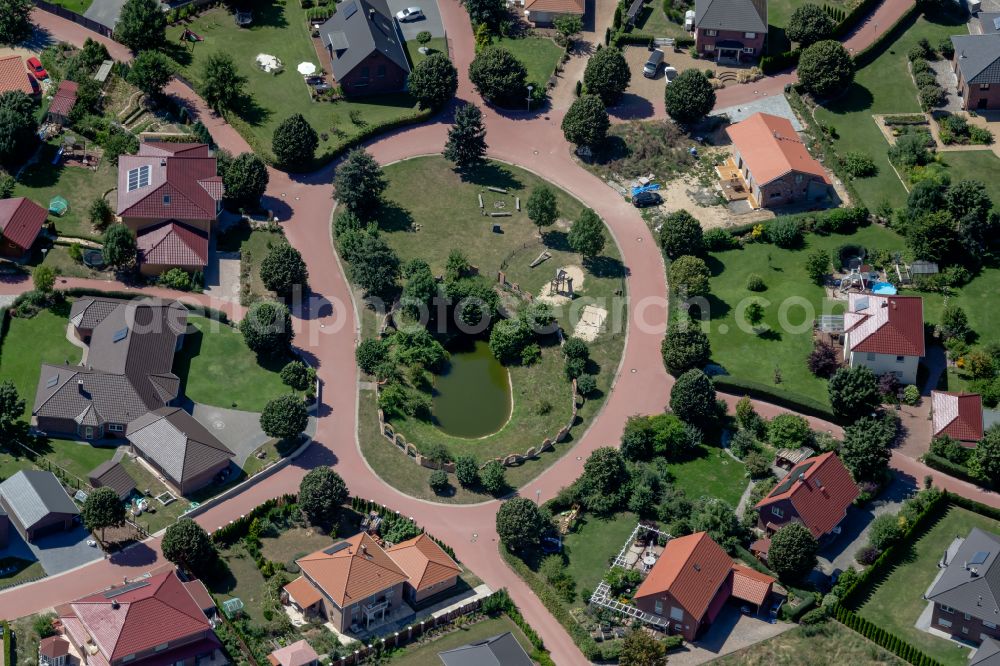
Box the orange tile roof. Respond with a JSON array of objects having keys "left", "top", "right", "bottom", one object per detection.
[
  {"left": 634, "top": 532, "right": 733, "bottom": 622},
  {"left": 386, "top": 533, "right": 461, "bottom": 591},
  {"left": 725, "top": 112, "right": 830, "bottom": 187},
  {"left": 525, "top": 0, "right": 584, "bottom": 14},
  {"left": 730, "top": 564, "right": 774, "bottom": 606},
  {"left": 0, "top": 56, "right": 33, "bottom": 96},
  {"left": 845, "top": 293, "right": 925, "bottom": 357},
  {"left": 284, "top": 576, "right": 323, "bottom": 608},
  {"left": 755, "top": 451, "right": 859, "bottom": 538},
  {"left": 296, "top": 533, "right": 408, "bottom": 608}
]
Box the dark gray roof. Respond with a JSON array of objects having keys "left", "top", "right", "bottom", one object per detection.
[
  {"left": 437, "top": 633, "right": 533, "bottom": 666},
  {"left": 319, "top": 0, "right": 409, "bottom": 81},
  {"left": 70, "top": 297, "right": 124, "bottom": 331},
  {"left": 927, "top": 528, "right": 1000, "bottom": 619},
  {"left": 88, "top": 461, "right": 136, "bottom": 499},
  {"left": 952, "top": 34, "right": 1000, "bottom": 85},
  {"left": 0, "top": 470, "right": 79, "bottom": 530},
  {"left": 980, "top": 13, "right": 1000, "bottom": 34},
  {"left": 126, "top": 407, "right": 233, "bottom": 488},
  {"left": 695, "top": 0, "right": 766, "bottom": 34},
  {"left": 34, "top": 298, "right": 186, "bottom": 426},
  {"left": 973, "top": 638, "right": 1000, "bottom": 666}
]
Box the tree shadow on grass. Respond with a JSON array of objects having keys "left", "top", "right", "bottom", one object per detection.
[
  {"left": 233, "top": 94, "right": 272, "bottom": 128},
  {"left": 757, "top": 328, "right": 783, "bottom": 342},
  {"left": 585, "top": 256, "right": 627, "bottom": 279},
  {"left": 705, "top": 254, "right": 726, "bottom": 277},
  {"left": 824, "top": 83, "right": 876, "bottom": 115},
  {"left": 378, "top": 200, "right": 416, "bottom": 233},
  {"left": 462, "top": 162, "right": 524, "bottom": 191},
  {"left": 162, "top": 42, "right": 193, "bottom": 68},
  {"left": 542, "top": 230, "right": 571, "bottom": 253},
  {"left": 253, "top": 0, "right": 290, "bottom": 28}
]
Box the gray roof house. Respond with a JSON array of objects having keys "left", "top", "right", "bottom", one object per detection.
[
  {"left": 695, "top": 0, "right": 767, "bottom": 34},
  {"left": 925, "top": 527, "right": 1000, "bottom": 645},
  {"left": 437, "top": 633, "right": 533, "bottom": 666},
  {"left": 318, "top": 0, "right": 410, "bottom": 96},
  {"left": 0, "top": 470, "right": 80, "bottom": 542},
  {"left": 951, "top": 34, "right": 1000, "bottom": 110},
  {"left": 33, "top": 298, "right": 187, "bottom": 440},
  {"left": 974, "top": 637, "right": 1000, "bottom": 666},
  {"left": 126, "top": 407, "right": 234, "bottom": 494}
]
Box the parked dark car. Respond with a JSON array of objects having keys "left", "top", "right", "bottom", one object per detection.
[{"left": 631, "top": 191, "right": 662, "bottom": 208}]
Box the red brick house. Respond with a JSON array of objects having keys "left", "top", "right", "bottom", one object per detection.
[
  {"left": 925, "top": 528, "right": 1000, "bottom": 647},
  {"left": 0, "top": 197, "right": 46, "bottom": 258},
  {"left": 932, "top": 391, "right": 984, "bottom": 447},
  {"left": 694, "top": 0, "right": 767, "bottom": 61},
  {"left": 632, "top": 532, "right": 775, "bottom": 641},
  {"left": 385, "top": 533, "right": 461, "bottom": 603},
  {"left": 753, "top": 451, "right": 859, "bottom": 543},
  {"left": 135, "top": 220, "right": 209, "bottom": 277},
  {"left": 951, "top": 34, "right": 1000, "bottom": 111},
  {"left": 523, "top": 0, "right": 585, "bottom": 27},
  {"left": 319, "top": 0, "right": 410, "bottom": 96},
  {"left": 0, "top": 56, "right": 36, "bottom": 96},
  {"left": 725, "top": 113, "right": 832, "bottom": 209}
]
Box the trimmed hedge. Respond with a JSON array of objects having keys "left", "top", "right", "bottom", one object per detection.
[
  {"left": 852, "top": 3, "right": 921, "bottom": 67},
  {"left": 923, "top": 454, "right": 995, "bottom": 490},
  {"left": 712, "top": 376, "right": 837, "bottom": 423},
  {"left": 832, "top": 605, "right": 944, "bottom": 666},
  {"left": 760, "top": 49, "right": 801, "bottom": 75},
  {"left": 2, "top": 621, "right": 10, "bottom": 666},
  {"left": 484, "top": 590, "right": 556, "bottom": 666},
  {"left": 212, "top": 495, "right": 297, "bottom": 546},
  {"left": 948, "top": 492, "right": 1000, "bottom": 522},
  {"left": 612, "top": 31, "right": 654, "bottom": 47},
  {"left": 832, "top": 0, "right": 882, "bottom": 37}
]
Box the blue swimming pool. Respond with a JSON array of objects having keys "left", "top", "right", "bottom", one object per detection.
[{"left": 872, "top": 282, "right": 897, "bottom": 295}]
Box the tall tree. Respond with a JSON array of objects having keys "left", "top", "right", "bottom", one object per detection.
[
  {"left": 260, "top": 394, "right": 308, "bottom": 440},
  {"left": 660, "top": 321, "right": 711, "bottom": 376},
  {"left": 102, "top": 224, "right": 137, "bottom": 270},
  {"left": 81, "top": 487, "right": 127, "bottom": 544},
  {"left": 298, "top": 467, "right": 348, "bottom": 527},
  {"left": 797, "top": 40, "right": 854, "bottom": 97},
  {"left": 0, "top": 91, "right": 37, "bottom": 168},
  {"left": 443, "top": 103, "right": 487, "bottom": 171},
  {"left": 161, "top": 519, "right": 217, "bottom": 576},
  {"left": 239, "top": 300, "right": 294, "bottom": 357},
  {"left": 401, "top": 259, "right": 437, "bottom": 317},
  {"left": 260, "top": 242, "right": 309, "bottom": 296},
  {"left": 335, "top": 148, "right": 387, "bottom": 220},
  {"left": 561, "top": 94, "right": 610, "bottom": 148},
  {"left": 785, "top": 3, "right": 836, "bottom": 47},
  {"left": 347, "top": 232, "right": 400, "bottom": 298},
  {"left": 468, "top": 47, "right": 528, "bottom": 106},
  {"left": 272, "top": 114, "right": 318, "bottom": 169},
  {"left": 828, "top": 366, "right": 880, "bottom": 422},
  {"left": 970, "top": 425, "right": 1000, "bottom": 486},
  {"left": 465, "top": 0, "right": 506, "bottom": 29},
  {"left": 669, "top": 368, "right": 717, "bottom": 426},
  {"left": 495, "top": 497, "right": 547, "bottom": 551},
  {"left": 768, "top": 523, "right": 818, "bottom": 581},
  {"left": 619, "top": 628, "right": 667, "bottom": 666},
  {"left": 526, "top": 185, "right": 558, "bottom": 234},
  {"left": 223, "top": 152, "right": 269, "bottom": 210},
  {"left": 0, "top": 0, "right": 34, "bottom": 46},
  {"left": 0, "top": 380, "right": 24, "bottom": 442},
  {"left": 115, "top": 0, "right": 167, "bottom": 52},
  {"left": 567, "top": 208, "right": 606, "bottom": 260},
  {"left": 658, "top": 210, "right": 704, "bottom": 259},
  {"left": 200, "top": 53, "right": 248, "bottom": 113},
  {"left": 407, "top": 53, "right": 458, "bottom": 110},
  {"left": 665, "top": 70, "right": 716, "bottom": 124},
  {"left": 583, "top": 47, "right": 631, "bottom": 105},
  {"left": 127, "top": 50, "right": 174, "bottom": 98}
]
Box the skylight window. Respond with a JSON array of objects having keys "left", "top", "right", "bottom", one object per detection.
[
  {"left": 112, "top": 327, "right": 129, "bottom": 343},
  {"left": 45, "top": 375, "right": 59, "bottom": 388},
  {"left": 127, "top": 164, "right": 151, "bottom": 192},
  {"left": 970, "top": 551, "right": 990, "bottom": 565}
]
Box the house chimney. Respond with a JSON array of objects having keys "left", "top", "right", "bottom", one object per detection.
[
  {"left": 693, "top": 563, "right": 701, "bottom": 572},
  {"left": 111, "top": 600, "right": 120, "bottom": 610},
  {"left": 368, "top": 7, "right": 375, "bottom": 20},
  {"left": 160, "top": 158, "right": 166, "bottom": 167},
  {"left": 78, "top": 379, "right": 85, "bottom": 393}
]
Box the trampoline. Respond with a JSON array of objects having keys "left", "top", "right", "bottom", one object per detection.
[
  {"left": 48, "top": 196, "right": 69, "bottom": 216},
  {"left": 83, "top": 249, "right": 105, "bottom": 268}
]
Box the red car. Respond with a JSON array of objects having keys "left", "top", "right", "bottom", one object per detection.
[{"left": 26, "top": 57, "right": 47, "bottom": 81}]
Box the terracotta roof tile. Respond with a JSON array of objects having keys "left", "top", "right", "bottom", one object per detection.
[
  {"left": 296, "top": 533, "right": 408, "bottom": 608},
  {"left": 725, "top": 113, "right": 830, "bottom": 187},
  {"left": 269, "top": 639, "right": 318, "bottom": 666},
  {"left": 845, "top": 293, "right": 925, "bottom": 357},
  {"left": 634, "top": 532, "right": 733, "bottom": 622},
  {"left": 39, "top": 636, "right": 70, "bottom": 658},
  {"left": 284, "top": 576, "right": 323, "bottom": 608},
  {"left": 385, "top": 533, "right": 461, "bottom": 591},
  {"left": 49, "top": 80, "right": 78, "bottom": 118},
  {"left": 730, "top": 564, "right": 773, "bottom": 606},
  {"left": 0, "top": 197, "right": 47, "bottom": 251},
  {"left": 116, "top": 142, "right": 221, "bottom": 222},
  {"left": 933, "top": 391, "right": 984, "bottom": 443},
  {"left": 525, "top": 0, "right": 584, "bottom": 14},
  {"left": 0, "top": 56, "right": 34, "bottom": 95},
  {"left": 755, "top": 451, "right": 859, "bottom": 538},
  {"left": 136, "top": 220, "right": 209, "bottom": 267}
]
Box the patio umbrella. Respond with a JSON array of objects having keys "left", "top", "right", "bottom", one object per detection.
[{"left": 297, "top": 62, "right": 317, "bottom": 76}]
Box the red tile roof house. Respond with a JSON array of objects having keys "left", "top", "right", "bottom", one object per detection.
[
  {"left": 0, "top": 197, "right": 47, "bottom": 258},
  {"left": 843, "top": 293, "right": 925, "bottom": 385},
  {"left": 523, "top": 0, "right": 585, "bottom": 27},
  {"left": 725, "top": 113, "right": 833, "bottom": 209},
  {"left": 632, "top": 532, "right": 775, "bottom": 641},
  {"left": 932, "top": 391, "right": 984, "bottom": 447},
  {"left": 268, "top": 640, "right": 318, "bottom": 666},
  {"left": 384, "top": 533, "right": 462, "bottom": 603},
  {"left": 0, "top": 55, "right": 37, "bottom": 96},
  {"left": 116, "top": 142, "right": 221, "bottom": 276},
  {"left": 47, "top": 80, "right": 79, "bottom": 125},
  {"left": 57, "top": 570, "right": 224, "bottom": 666},
  {"left": 694, "top": 0, "right": 767, "bottom": 62},
  {"left": 752, "top": 451, "right": 859, "bottom": 555}
]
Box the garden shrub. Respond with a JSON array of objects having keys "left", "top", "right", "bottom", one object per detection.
[
  {"left": 842, "top": 151, "right": 878, "bottom": 178},
  {"left": 745, "top": 273, "right": 765, "bottom": 291},
  {"left": 902, "top": 384, "right": 920, "bottom": 405},
  {"left": 919, "top": 84, "right": 945, "bottom": 110},
  {"left": 703, "top": 227, "right": 736, "bottom": 251},
  {"left": 765, "top": 218, "right": 802, "bottom": 248}
]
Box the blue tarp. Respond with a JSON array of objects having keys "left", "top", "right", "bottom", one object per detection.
[{"left": 630, "top": 183, "right": 661, "bottom": 196}]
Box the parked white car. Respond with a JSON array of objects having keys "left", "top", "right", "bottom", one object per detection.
[
  {"left": 663, "top": 66, "right": 679, "bottom": 83},
  {"left": 395, "top": 7, "right": 424, "bottom": 21}
]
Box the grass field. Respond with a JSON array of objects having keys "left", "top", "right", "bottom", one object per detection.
[
  {"left": 0, "top": 557, "right": 45, "bottom": 588},
  {"left": 561, "top": 511, "right": 638, "bottom": 606},
  {"left": 13, "top": 143, "right": 117, "bottom": 242},
  {"left": 165, "top": 1, "right": 422, "bottom": 163},
  {"left": 494, "top": 36, "right": 563, "bottom": 87},
  {"left": 172, "top": 315, "right": 290, "bottom": 412},
  {"left": 667, "top": 445, "right": 747, "bottom": 507},
  {"left": 634, "top": 3, "right": 689, "bottom": 39},
  {"left": 405, "top": 38, "right": 448, "bottom": 67},
  {"left": 706, "top": 224, "right": 905, "bottom": 405},
  {"left": 714, "top": 621, "right": 902, "bottom": 665},
  {"left": 389, "top": 616, "right": 535, "bottom": 665},
  {"left": 856, "top": 505, "right": 1000, "bottom": 665},
  {"left": 216, "top": 223, "right": 283, "bottom": 302}
]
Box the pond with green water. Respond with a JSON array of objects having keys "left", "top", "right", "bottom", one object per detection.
[{"left": 432, "top": 338, "right": 512, "bottom": 438}]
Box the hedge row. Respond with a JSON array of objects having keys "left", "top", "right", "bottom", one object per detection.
[
  {"left": 833, "top": 605, "right": 944, "bottom": 666},
  {"left": 760, "top": 48, "right": 801, "bottom": 75},
  {"left": 947, "top": 492, "right": 1000, "bottom": 522},
  {"left": 612, "top": 31, "right": 654, "bottom": 47},
  {"left": 211, "top": 494, "right": 297, "bottom": 546},
  {"left": 485, "top": 590, "right": 556, "bottom": 666},
  {"left": 2, "top": 621, "right": 10, "bottom": 666},
  {"left": 921, "top": 453, "right": 993, "bottom": 489},
  {"left": 853, "top": 3, "right": 922, "bottom": 67},
  {"left": 712, "top": 376, "right": 838, "bottom": 423}
]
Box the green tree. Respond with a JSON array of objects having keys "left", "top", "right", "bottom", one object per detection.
[
  {"left": 669, "top": 369, "right": 716, "bottom": 426},
  {"left": 200, "top": 53, "right": 247, "bottom": 113},
  {"left": 356, "top": 338, "right": 389, "bottom": 375},
  {"left": 841, "top": 414, "right": 895, "bottom": 482},
  {"left": 828, "top": 366, "right": 881, "bottom": 422},
  {"left": 298, "top": 467, "right": 348, "bottom": 526},
  {"left": 768, "top": 413, "right": 813, "bottom": 449},
  {"left": 561, "top": 94, "right": 610, "bottom": 147},
  {"left": 785, "top": 3, "right": 836, "bottom": 46},
  {"left": 465, "top": 0, "right": 506, "bottom": 28},
  {"left": 223, "top": 152, "right": 269, "bottom": 210},
  {"left": 161, "top": 519, "right": 217, "bottom": 576},
  {"left": 479, "top": 459, "right": 507, "bottom": 495},
  {"left": 443, "top": 103, "right": 487, "bottom": 171},
  {"left": 945, "top": 179, "right": 992, "bottom": 222},
  {"left": 489, "top": 318, "right": 531, "bottom": 365},
  {"left": 867, "top": 513, "right": 903, "bottom": 552},
  {"left": 127, "top": 50, "right": 174, "bottom": 98},
  {"left": 940, "top": 304, "right": 973, "bottom": 342},
  {"left": 665, "top": 70, "right": 716, "bottom": 124},
  {"left": 260, "top": 394, "right": 308, "bottom": 440},
  {"left": 567, "top": 208, "right": 606, "bottom": 260},
  {"left": 347, "top": 232, "right": 400, "bottom": 298},
  {"left": 798, "top": 40, "right": 854, "bottom": 97},
  {"left": 115, "top": 0, "right": 167, "bottom": 51},
  {"left": 805, "top": 249, "right": 831, "bottom": 285},
  {"left": 0, "top": 0, "right": 32, "bottom": 45},
  {"left": 970, "top": 425, "right": 1000, "bottom": 486},
  {"left": 32, "top": 265, "right": 55, "bottom": 294},
  {"left": 468, "top": 47, "right": 528, "bottom": 106},
  {"left": 272, "top": 113, "right": 318, "bottom": 169},
  {"left": 102, "top": 224, "right": 137, "bottom": 270},
  {"left": 384, "top": 518, "right": 421, "bottom": 543},
  {"left": 669, "top": 255, "right": 710, "bottom": 297},
  {"left": 0, "top": 380, "right": 24, "bottom": 442},
  {"left": 658, "top": 210, "right": 704, "bottom": 259},
  {"left": 619, "top": 627, "right": 666, "bottom": 666},
  {"left": 906, "top": 211, "right": 959, "bottom": 264},
  {"left": 526, "top": 185, "right": 559, "bottom": 234},
  {"left": 583, "top": 47, "right": 630, "bottom": 105},
  {"left": 496, "top": 497, "right": 547, "bottom": 551},
  {"left": 691, "top": 496, "right": 742, "bottom": 551},
  {"left": 280, "top": 360, "right": 315, "bottom": 391},
  {"left": 407, "top": 53, "right": 458, "bottom": 110},
  {"left": 82, "top": 487, "right": 127, "bottom": 543},
  {"left": 660, "top": 321, "right": 710, "bottom": 376},
  {"left": 0, "top": 91, "right": 37, "bottom": 168},
  {"left": 335, "top": 148, "right": 387, "bottom": 220},
  {"left": 401, "top": 259, "right": 437, "bottom": 317},
  {"left": 240, "top": 300, "right": 294, "bottom": 357},
  {"left": 89, "top": 197, "right": 113, "bottom": 229},
  {"left": 454, "top": 455, "right": 479, "bottom": 487},
  {"left": 554, "top": 14, "right": 583, "bottom": 44},
  {"left": 768, "top": 523, "right": 818, "bottom": 581},
  {"left": 429, "top": 469, "right": 450, "bottom": 494},
  {"left": 260, "top": 242, "right": 309, "bottom": 296}
]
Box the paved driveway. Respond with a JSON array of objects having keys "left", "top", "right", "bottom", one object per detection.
[
  {"left": 190, "top": 403, "right": 269, "bottom": 466},
  {"left": 83, "top": 0, "right": 128, "bottom": 30},
  {"left": 666, "top": 605, "right": 794, "bottom": 665},
  {"left": 0, "top": 525, "right": 103, "bottom": 578},
  {"left": 385, "top": 0, "right": 444, "bottom": 41}
]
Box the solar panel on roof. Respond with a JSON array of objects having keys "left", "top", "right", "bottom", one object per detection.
[
  {"left": 103, "top": 580, "right": 150, "bottom": 598},
  {"left": 970, "top": 551, "right": 990, "bottom": 565},
  {"left": 323, "top": 541, "right": 351, "bottom": 555},
  {"left": 342, "top": 1, "right": 358, "bottom": 18},
  {"left": 112, "top": 327, "right": 129, "bottom": 343}
]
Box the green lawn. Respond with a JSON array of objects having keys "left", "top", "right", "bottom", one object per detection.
[
  {"left": 0, "top": 557, "right": 45, "bottom": 588},
  {"left": 495, "top": 36, "right": 563, "bottom": 87},
  {"left": 38, "top": 439, "right": 116, "bottom": 481},
  {"left": 634, "top": 4, "right": 689, "bottom": 39},
  {"left": 714, "top": 621, "right": 902, "bottom": 665},
  {"left": 13, "top": 143, "right": 117, "bottom": 241},
  {"left": 814, "top": 10, "right": 971, "bottom": 209},
  {"left": 561, "top": 512, "right": 638, "bottom": 606},
  {"left": 172, "top": 316, "right": 290, "bottom": 412},
  {"left": 40, "top": 244, "right": 108, "bottom": 280},
  {"left": 405, "top": 38, "right": 448, "bottom": 67},
  {"left": 389, "top": 616, "right": 535, "bottom": 665},
  {"left": 216, "top": 223, "right": 283, "bottom": 303},
  {"left": 667, "top": 445, "right": 746, "bottom": 507},
  {"left": 706, "top": 224, "right": 905, "bottom": 405},
  {"left": 42, "top": 0, "right": 92, "bottom": 15},
  {"left": 260, "top": 526, "right": 334, "bottom": 564},
  {"left": 165, "top": 2, "right": 423, "bottom": 163},
  {"left": 937, "top": 151, "right": 1000, "bottom": 208},
  {"left": 857, "top": 505, "right": 1000, "bottom": 665}
]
